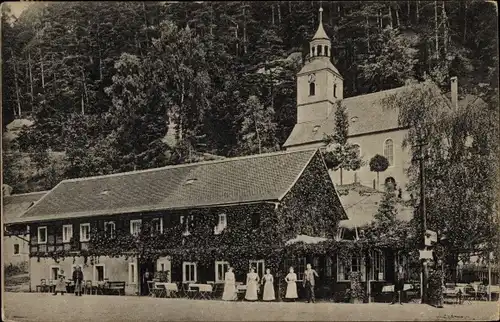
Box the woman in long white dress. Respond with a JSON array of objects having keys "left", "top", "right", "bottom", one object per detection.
[
  {"left": 245, "top": 267, "right": 259, "bottom": 301},
  {"left": 222, "top": 267, "right": 237, "bottom": 301},
  {"left": 285, "top": 266, "right": 298, "bottom": 301},
  {"left": 262, "top": 268, "right": 275, "bottom": 301}
]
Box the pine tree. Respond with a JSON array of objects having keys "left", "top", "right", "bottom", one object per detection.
[
  {"left": 374, "top": 184, "right": 398, "bottom": 223},
  {"left": 238, "top": 95, "right": 278, "bottom": 155}
]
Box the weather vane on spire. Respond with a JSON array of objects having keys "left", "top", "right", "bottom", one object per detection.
[{"left": 319, "top": 2, "right": 323, "bottom": 24}]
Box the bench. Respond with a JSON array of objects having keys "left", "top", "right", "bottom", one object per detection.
[{"left": 107, "top": 281, "right": 126, "bottom": 296}]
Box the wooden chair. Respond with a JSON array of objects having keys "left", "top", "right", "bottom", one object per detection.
[
  {"left": 186, "top": 284, "right": 199, "bottom": 299},
  {"left": 153, "top": 283, "right": 166, "bottom": 298},
  {"left": 147, "top": 281, "right": 156, "bottom": 297},
  {"left": 236, "top": 284, "right": 247, "bottom": 301},
  {"left": 165, "top": 283, "right": 179, "bottom": 298},
  {"left": 36, "top": 279, "right": 49, "bottom": 293},
  {"left": 84, "top": 280, "right": 93, "bottom": 295}
]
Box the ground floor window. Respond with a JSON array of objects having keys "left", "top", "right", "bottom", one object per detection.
[
  {"left": 129, "top": 263, "right": 137, "bottom": 284},
  {"left": 337, "top": 255, "right": 366, "bottom": 282},
  {"left": 157, "top": 257, "right": 170, "bottom": 272},
  {"left": 215, "top": 261, "right": 229, "bottom": 282},
  {"left": 183, "top": 262, "right": 197, "bottom": 283},
  {"left": 249, "top": 259, "right": 265, "bottom": 279}
]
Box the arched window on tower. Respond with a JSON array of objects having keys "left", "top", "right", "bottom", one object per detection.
[
  {"left": 326, "top": 46, "right": 330, "bottom": 57},
  {"left": 312, "top": 46, "right": 316, "bottom": 57},
  {"left": 334, "top": 84, "right": 337, "bottom": 98},
  {"left": 309, "top": 82, "right": 316, "bottom": 96},
  {"left": 383, "top": 139, "right": 394, "bottom": 166},
  {"left": 318, "top": 45, "right": 323, "bottom": 56}
]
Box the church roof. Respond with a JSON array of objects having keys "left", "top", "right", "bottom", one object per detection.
[
  {"left": 10, "top": 149, "right": 346, "bottom": 223},
  {"left": 312, "top": 7, "right": 330, "bottom": 41},
  {"left": 297, "top": 58, "right": 340, "bottom": 76},
  {"left": 283, "top": 84, "right": 483, "bottom": 148},
  {"left": 312, "top": 21, "right": 330, "bottom": 41}
]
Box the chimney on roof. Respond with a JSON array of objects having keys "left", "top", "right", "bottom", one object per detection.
[{"left": 451, "top": 76, "right": 458, "bottom": 110}]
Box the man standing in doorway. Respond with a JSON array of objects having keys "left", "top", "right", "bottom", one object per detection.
[{"left": 303, "top": 263, "right": 319, "bottom": 303}]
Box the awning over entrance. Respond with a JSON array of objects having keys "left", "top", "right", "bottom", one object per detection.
[{"left": 285, "top": 234, "right": 329, "bottom": 246}]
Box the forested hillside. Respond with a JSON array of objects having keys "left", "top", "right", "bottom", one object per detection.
[{"left": 2, "top": 1, "right": 498, "bottom": 193}]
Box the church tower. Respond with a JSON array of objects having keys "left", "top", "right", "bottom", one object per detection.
[{"left": 296, "top": 7, "right": 343, "bottom": 124}]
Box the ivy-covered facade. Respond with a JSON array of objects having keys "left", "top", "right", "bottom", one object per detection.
[{"left": 8, "top": 148, "right": 414, "bottom": 300}]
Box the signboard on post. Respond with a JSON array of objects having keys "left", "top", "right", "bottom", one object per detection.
[
  {"left": 425, "top": 230, "right": 437, "bottom": 246},
  {"left": 419, "top": 250, "right": 433, "bottom": 260}
]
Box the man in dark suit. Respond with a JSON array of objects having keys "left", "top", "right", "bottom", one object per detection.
[
  {"left": 73, "top": 266, "right": 84, "bottom": 296},
  {"left": 391, "top": 265, "right": 405, "bottom": 305},
  {"left": 303, "top": 263, "right": 319, "bottom": 303}
]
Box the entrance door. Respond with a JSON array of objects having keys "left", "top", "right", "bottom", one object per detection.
[{"left": 139, "top": 261, "right": 155, "bottom": 296}]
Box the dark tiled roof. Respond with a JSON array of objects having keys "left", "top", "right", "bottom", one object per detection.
[
  {"left": 15, "top": 149, "right": 321, "bottom": 223},
  {"left": 337, "top": 183, "right": 413, "bottom": 229},
  {"left": 284, "top": 85, "right": 484, "bottom": 148},
  {"left": 2, "top": 191, "right": 48, "bottom": 224}
]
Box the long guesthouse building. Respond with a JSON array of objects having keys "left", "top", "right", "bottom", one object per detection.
[{"left": 7, "top": 149, "right": 361, "bottom": 297}]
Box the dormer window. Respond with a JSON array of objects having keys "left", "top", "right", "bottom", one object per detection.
[
  {"left": 104, "top": 221, "right": 116, "bottom": 238},
  {"left": 312, "top": 125, "right": 320, "bottom": 133},
  {"left": 180, "top": 215, "right": 194, "bottom": 236},
  {"left": 152, "top": 218, "right": 163, "bottom": 234},
  {"left": 214, "top": 213, "right": 227, "bottom": 235},
  {"left": 130, "top": 219, "right": 142, "bottom": 236}
]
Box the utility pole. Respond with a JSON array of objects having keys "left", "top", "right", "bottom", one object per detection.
[{"left": 414, "top": 135, "right": 428, "bottom": 304}]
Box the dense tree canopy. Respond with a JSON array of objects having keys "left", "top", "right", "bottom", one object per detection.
[
  {"left": 382, "top": 77, "right": 499, "bottom": 267},
  {"left": 2, "top": 1, "right": 498, "bottom": 195}
]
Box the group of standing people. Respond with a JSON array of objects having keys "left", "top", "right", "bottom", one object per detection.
[
  {"left": 52, "top": 265, "right": 84, "bottom": 296},
  {"left": 222, "top": 266, "right": 276, "bottom": 301},
  {"left": 222, "top": 263, "right": 319, "bottom": 303}
]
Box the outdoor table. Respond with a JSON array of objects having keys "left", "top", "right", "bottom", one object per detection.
[
  {"left": 381, "top": 284, "right": 414, "bottom": 293},
  {"left": 155, "top": 282, "right": 178, "bottom": 298},
  {"left": 187, "top": 283, "right": 206, "bottom": 299}
]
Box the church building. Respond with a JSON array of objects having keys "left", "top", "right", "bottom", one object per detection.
[{"left": 283, "top": 7, "right": 473, "bottom": 193}]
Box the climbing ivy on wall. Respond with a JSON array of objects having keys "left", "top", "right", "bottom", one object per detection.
[{"left": 26, "top": 152, "right": 415, "bottom": 270}]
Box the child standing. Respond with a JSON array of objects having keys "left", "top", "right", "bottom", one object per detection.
[{"left": 53, "top": 269, "right": 67, "bottom": 295}]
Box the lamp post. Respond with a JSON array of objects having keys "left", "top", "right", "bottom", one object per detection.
[{"left": 413, "top": 128, "right": 428, "bottom": 304}]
